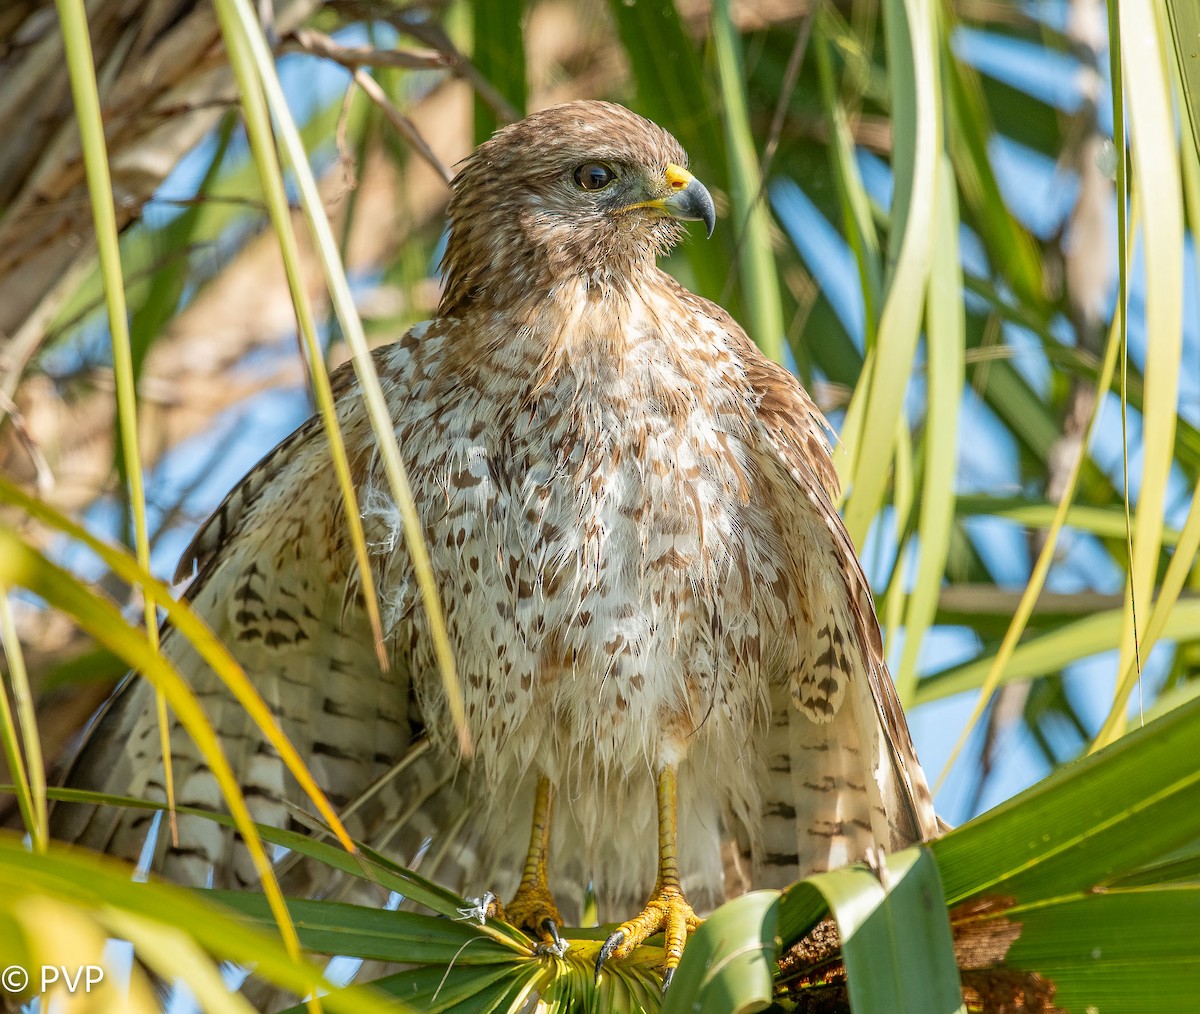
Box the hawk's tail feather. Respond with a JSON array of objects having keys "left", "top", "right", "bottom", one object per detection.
[
  {"left": 749, "top": 665, "right": 938, "bottom": 893},
  {"left": 752, "top": 684, "right": 879, "bottom": 888}
]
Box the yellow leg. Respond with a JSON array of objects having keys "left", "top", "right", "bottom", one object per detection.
[
  {"left": 497, "top": 775, "right": 567, "bottom": 955},
  {"left": 595, "top": 765, "right": 701, "bottom": 990}
]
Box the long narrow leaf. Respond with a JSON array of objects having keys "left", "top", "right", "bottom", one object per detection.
[
  {"left": 933, "top": 300, "right": 1123, "bottom": 783},
  {"left": 798, "top": 849, "right": 963, "bottom": 1014},
  {"left": 0, "top": 533, "right": 311, "bottom": 995},
  {"left": 933, "top": 694, "right": 1200, "bottom": 903},
  {"left": 662, "top": 891, "right": 780, "bottom": 1014},
  {"left": 712, "top": 0, "right": 785, "bottom": 363},
  {"left": 1099, "top": 0, "right": 1184, "bottom": 747},
  {"left": 896, "top": 154, "right": 963, "bottom": 702},
  {"left": 216, "top": 0, "right": 390, "bottom": 681},
  {"left": 215, "top": 0, "right": 469, "bottom": 754},
  {"left": 0, "top": 832, "right": 403, "bottom": 1013},
  {"left": 0, "top": 589, "right": 43, "bottom": 847},
  {"left": 916, "top": 597, "right": 1200, "bottom": 703},
  {"left": 1003, "top": 888, "right": 1200, "bottom": 1013},
  {"left": 840, "top": 0, "right": 941, "bottom": 545},
  {"left": 1166, "top": 0, "right": 1200, "bottom": 160},
  {"left": 472, "top": 0, "right": 525, "bottom": 143},
  {"left": 55, "top": 0, "right": 171, "bottom": 850},
  {"left": 0, "top": 477, "right": 356, "bottom": 859}
]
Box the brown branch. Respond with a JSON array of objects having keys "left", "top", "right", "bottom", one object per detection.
[
  {"left": 352, "top": 67, "right": 454, "bottom": 185},
  {"left": 281, "top": 27, "right": 448, "bottom": 71}
]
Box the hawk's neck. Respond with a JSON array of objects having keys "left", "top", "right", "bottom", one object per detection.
[{"left": 437, "top": 267, "right": 714, "bottom": 385}]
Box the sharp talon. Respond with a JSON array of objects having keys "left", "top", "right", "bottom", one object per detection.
[
  {"left": 662, "top": 966, "right": 675, "bottom": 993},
  {"left": 595, "top": 930, "right": 624, "bottom": 982},
  {"left": 539, "top": 918, "right": 568, "bottom": 957}
]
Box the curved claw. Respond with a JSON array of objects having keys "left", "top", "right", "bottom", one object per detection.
[
  {"left": 596, "top": 885, "right": 700, "bottom": 986},
  {"left": 503, "top": 880, "right": 566, "bottom": 955},
  {"left": 595, "top": 929, "right": 625, "bottom": 982},
  {"left": 661, "top": 966, "right": 676, "bottom": 993},
  {"left": 538, "top": 918, "right": 569, "bottom": 958}
]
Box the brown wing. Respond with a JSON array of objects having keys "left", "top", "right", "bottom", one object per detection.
[
  {"left": 687, "top": 296, "right": 939, "bottom": 883},
  {"left": 745, "top": 347, "right": 938, "bottom": 840},
  {"left": 51, "top": 361, "right": 450, "bottom": 894}
]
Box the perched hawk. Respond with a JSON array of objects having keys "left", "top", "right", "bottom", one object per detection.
[{"left": 53, "top": 101, "right": 938, "bottom": 982}]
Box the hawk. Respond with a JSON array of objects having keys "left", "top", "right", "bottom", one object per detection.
[{"left": 53, "top": 100, "right": 938, "bottom": 983}]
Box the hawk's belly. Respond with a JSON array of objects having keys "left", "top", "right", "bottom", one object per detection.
[{"left": 398, "top": 376, "right": 795, "bottom": 801}]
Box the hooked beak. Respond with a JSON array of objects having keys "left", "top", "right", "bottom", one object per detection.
[
  {"left": 659, "top": 163, "right": 716, "bottom": 238},
  {"left": 621, "top": 163, "right": 717, "bottom": 238}
]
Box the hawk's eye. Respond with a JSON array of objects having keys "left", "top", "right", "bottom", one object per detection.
[{"left": 574, "top": 162, "right": 616, "bottom": 191}]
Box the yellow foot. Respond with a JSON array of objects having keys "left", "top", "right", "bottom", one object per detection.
[
  {"left": 493, "top": 882, "right": 568, "bottom": 957},
  {"left": 595, "top": 885, "right": 702, "bottom": 990}
]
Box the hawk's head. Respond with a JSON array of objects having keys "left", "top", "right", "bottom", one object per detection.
[{"left": 441, "top": 101, "right": 715, "bottom": 310}]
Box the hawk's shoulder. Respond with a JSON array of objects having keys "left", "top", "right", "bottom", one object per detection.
[
  {"left": 172, "top": 339, "right": 408, "bottom": 587},
  {"left": 663, "top": 274, "right": 938, "bottom": 846},
  {"left": 660, "top": 274, "right": 841, "bottom": 504}
]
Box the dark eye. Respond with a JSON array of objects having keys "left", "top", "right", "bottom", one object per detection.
[{"left": 574, "top": 162, "right": 616, "bottom": 191}]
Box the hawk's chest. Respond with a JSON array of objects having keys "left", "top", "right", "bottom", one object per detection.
[
  {"left": 392, "top": 322, "right": 796, "bottom": 766},
  {"left": 414, "top": 338, "right": 797, "bottom": 675}
]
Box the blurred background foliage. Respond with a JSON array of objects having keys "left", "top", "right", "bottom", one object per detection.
[{"left": 1, "top": 0, "right": 1199, "bottom": 1010}]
